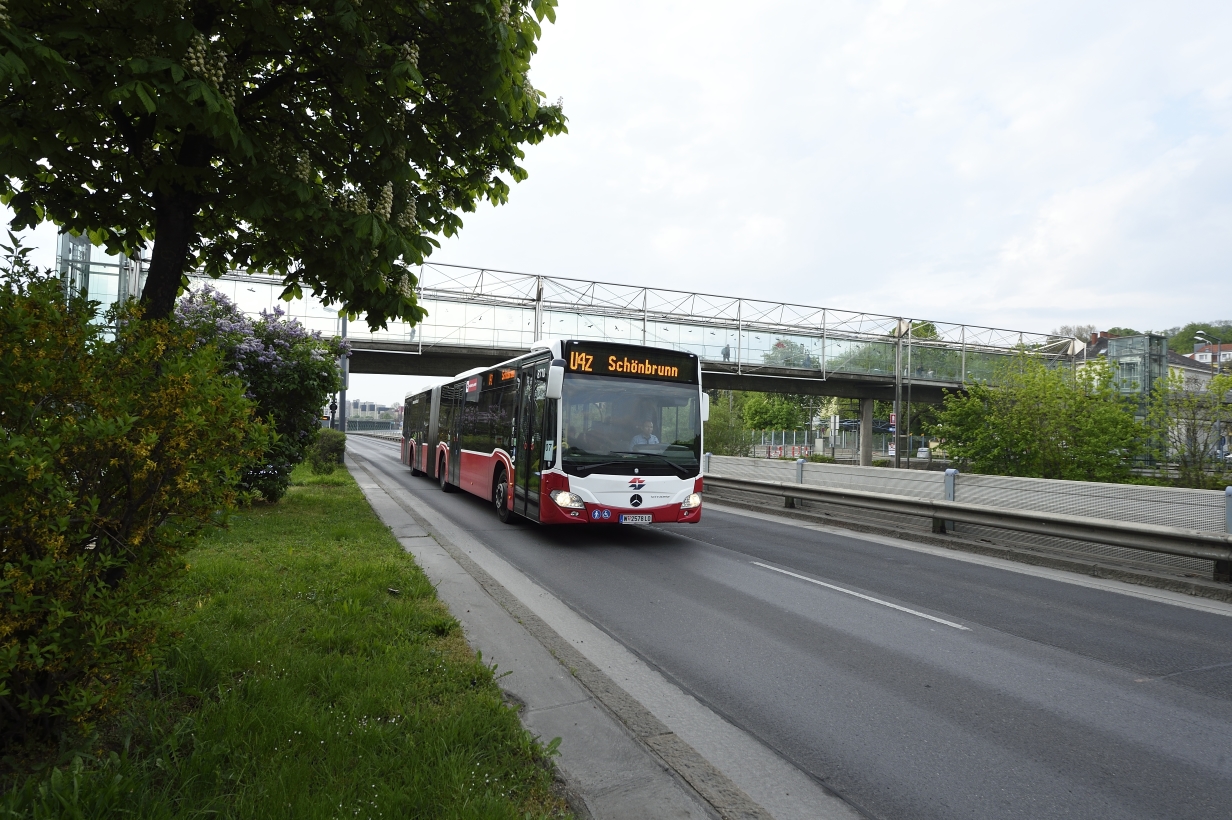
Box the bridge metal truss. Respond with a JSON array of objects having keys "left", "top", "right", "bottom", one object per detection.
[{"left": 191, "top": 262, "right": 1082, "bottom": 392}]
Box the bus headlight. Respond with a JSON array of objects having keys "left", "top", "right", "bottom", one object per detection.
[
  {"left": 550, "top": 490, "right": 585, "bottom": 509},
  {"left": 680, "top": 493, "right": 702, "bottom": 509}
]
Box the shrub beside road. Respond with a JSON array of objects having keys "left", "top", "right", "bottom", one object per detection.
[
  {"left": 309, "top": 429, "right": 349, "bottom": 475},
  {"left": 2, "top": 464, "right": 569, "bottom": 818},
  {"left": 176, "top": 286, "right": 347, "bottom": 502},
  {"left": 0, "top": 264, "right": 270, "bottom": 744}
]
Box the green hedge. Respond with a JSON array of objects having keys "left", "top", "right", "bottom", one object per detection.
[{"left": 308, "top": 429, "right": 347, "bottom": 475}]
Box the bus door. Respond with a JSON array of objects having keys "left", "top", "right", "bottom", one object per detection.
[
  {"left": 436, "top": 383, "right": 462, "bottom": 484},
  {"left": 426, "top": 386, "right": 441, "bottom": 475},
  {"left": 448, "top": 396, "right": 462, "bottom": 487},
  {"left": 514, "top": 360, "right": 549, "bottom": 520}
]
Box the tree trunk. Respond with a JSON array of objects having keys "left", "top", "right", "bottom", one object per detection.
[
  {"left": 139, "top": 134, "right": 211, "bottom": 321},
  {"left": 140, "top": 191, "right": 197, "bottom": 321}
]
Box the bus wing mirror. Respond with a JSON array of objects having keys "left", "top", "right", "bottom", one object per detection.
[
  {"left": 546, "top": 360, "right": 565, "bottom": 400},
  {"left": 701, "top": 392, "right": 710, "bottom": 422}
]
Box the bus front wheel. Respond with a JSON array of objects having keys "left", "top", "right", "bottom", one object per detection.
[{"left": 494, "top": 468, "right": 516, "bottom": 524}]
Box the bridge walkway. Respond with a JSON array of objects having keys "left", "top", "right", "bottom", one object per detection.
[{"left": 190, "top": 263, "right": 1081, "bottom": 402}]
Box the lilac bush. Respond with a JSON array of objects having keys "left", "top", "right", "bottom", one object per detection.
[{"left": 176, "top": 286, "right": 347, "bottom": 501}]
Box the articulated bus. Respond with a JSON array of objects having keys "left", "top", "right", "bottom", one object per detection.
[{"left": 401, "top": 340, "right": 709, "bottom": 525}]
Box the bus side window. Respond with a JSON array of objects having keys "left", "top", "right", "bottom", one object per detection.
[
  {"left": 438, "top": 385, "right": 461, "bottom": 444},
  {"left": 461, "top": 397, "right": 478, "bottom": 450},
  {"left": 498, "top": 383, "right": 518, "bottom": 451},
  {"left": 479, "top": 386, "right": 501, "bottom": 452}
]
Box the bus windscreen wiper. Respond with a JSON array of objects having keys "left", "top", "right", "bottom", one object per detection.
[
  {"left": 605, "top": 451, "right": 695, "bottom": 478},
  {"left": 569, "top": 460, "right": 632, "bottom": 475}
]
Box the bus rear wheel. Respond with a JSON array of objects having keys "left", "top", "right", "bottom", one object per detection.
[
  {"left": 438, "top": 456, "right": 455, "bottom": 493},
  {"left": 494, "top": 468, "right": 516, "bottom": 524}
]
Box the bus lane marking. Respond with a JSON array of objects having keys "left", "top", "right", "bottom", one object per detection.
[{"left": 750, "top": 561, "right": 971, "bottom": 631}]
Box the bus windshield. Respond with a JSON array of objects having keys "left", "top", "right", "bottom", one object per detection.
[{"left": 560, "top": 373, "right": 701, "bottom": 477}]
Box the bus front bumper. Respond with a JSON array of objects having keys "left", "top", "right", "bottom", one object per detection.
[{"left": 540, "top": 499, "right": 700, "bottom": 525}]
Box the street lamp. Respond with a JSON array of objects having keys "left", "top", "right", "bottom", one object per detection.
[
  {"left": 1194, "top": 331, "right": 1226, "bottom": 463},
  {"left": 1194, "top": 330, "right": 1224, "bottom": 373}
]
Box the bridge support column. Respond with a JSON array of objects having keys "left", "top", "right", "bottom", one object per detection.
[{"left": 859, "top": 398, "right": 874, "bottom": 466}]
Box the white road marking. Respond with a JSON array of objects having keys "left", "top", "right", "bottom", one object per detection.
[
  {"left": 713, "top": 502, "right": 1232, "bottom": 619},
  {"left": 750, "top": 561, "right": 971, "bottom": 631}
]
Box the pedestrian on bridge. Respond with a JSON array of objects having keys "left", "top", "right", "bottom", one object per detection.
[{"left": 722, "top": 344, "right": 731, "bottom": 362}]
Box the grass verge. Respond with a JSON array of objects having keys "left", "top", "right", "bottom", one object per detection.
[{"left": 2, "top": 464, "right": 570, "bottom": 819}]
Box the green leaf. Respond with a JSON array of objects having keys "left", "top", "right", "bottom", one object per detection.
[{"left": 134, "top": 82, "right": 157, "bottom": 114}]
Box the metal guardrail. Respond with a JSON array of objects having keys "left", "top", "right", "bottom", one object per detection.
[{"left": 703, "top": 474, "right": 1232, "bottom": 566}]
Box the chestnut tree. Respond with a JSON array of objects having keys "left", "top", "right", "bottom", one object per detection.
[{"left": 0, "top": 0, "right": 566, "bottom": 327}]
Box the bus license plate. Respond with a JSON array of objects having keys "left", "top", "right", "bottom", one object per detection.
[{"left": 619, "top": 514, "right": 652, "bottom": 524}]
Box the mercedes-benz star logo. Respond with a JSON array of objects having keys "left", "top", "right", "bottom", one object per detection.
[{"left": 630, "top": 494, "right": 643, "bottom": 507}]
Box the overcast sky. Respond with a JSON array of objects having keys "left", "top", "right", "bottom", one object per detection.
[
  {"left": 438, "top": 0, "right": 1232, "bottom": 330},
  {"left": 11, "top": 1, "right": 1232, "bottom": 404}
]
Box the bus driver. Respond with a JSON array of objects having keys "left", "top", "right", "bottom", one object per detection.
[{"left": 631, "top": 419, "right": 659, "bottom": 446}]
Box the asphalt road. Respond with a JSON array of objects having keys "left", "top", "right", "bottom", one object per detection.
[{"left": 350, "top": 437, "right": 1232, "bottom": 820}]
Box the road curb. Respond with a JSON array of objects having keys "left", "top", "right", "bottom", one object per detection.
[{"left": 348, "top": 451, "right": 779, "bottom": 820}]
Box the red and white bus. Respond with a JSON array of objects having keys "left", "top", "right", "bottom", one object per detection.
[{"left": 402, "top": 340, "right": 708, "bottom": 525}]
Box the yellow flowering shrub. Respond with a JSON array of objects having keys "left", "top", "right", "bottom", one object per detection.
[{"left": 0, "top": 264, "right": 269, "bottom": 746}]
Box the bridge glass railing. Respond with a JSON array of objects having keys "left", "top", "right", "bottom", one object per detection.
[{"left": 188, "top": 264, "right": 1076, "bottom": 387}]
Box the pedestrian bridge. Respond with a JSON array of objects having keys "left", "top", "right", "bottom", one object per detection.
[{"left": 190, "top": 263, "right": 1081, "bottom": 403}]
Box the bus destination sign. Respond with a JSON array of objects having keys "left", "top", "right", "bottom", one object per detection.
[
  {"left": 482, "top": 367, "right": 518, "bottom": 389},
  {"left": 563, "top": 342, "right": 697, "bottom": 383}
]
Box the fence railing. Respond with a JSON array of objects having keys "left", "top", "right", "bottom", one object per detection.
[
  {"left": 717, "top": 429, "right": 826, "bottom": 459},
  {"left": 347, "top": 430, "right": 402, "bottom": 442},
  {"left": 702, "top": 455, "right": 1232, "bottom": 582},
  {"left": 345, "top": 420, "right": 401, "bottom": 432},
  {"left": 710, "top": 429, "right": 940, "bottom": 463}
]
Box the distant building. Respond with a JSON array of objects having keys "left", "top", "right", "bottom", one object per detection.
[
  {"left": 1082, "top": 331, "right": 1214, "bottom": 393},
  {"left": 1184, "top": 343, "right": 1232, "bottom": 368},
  {"left": 347, "top": 399, "right": 402, "bottom": 420},
  {"left": 58, "top": 232, "right": 147, "bottom": 312}
]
